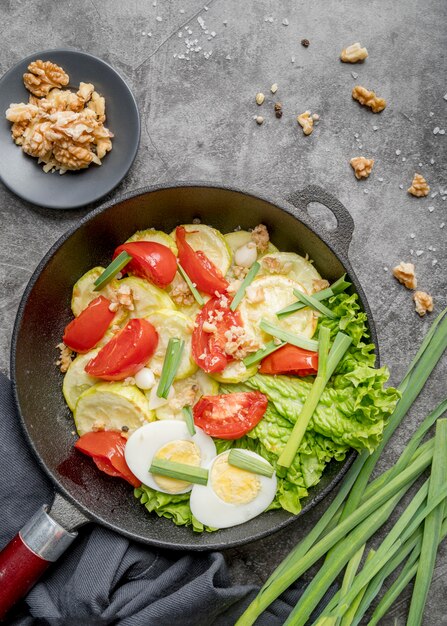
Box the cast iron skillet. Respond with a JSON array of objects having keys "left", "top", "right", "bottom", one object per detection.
[{"left": 1, "top": 182, "right": 378, "bottom": 616}]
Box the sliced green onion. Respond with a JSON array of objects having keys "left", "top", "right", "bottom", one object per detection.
[
  {"left": 243, "top": 340, "right": 286, "bottom": 368},
  {"left": 260, "top": 319, "right": 319, "bottom": 352},
  {"left": 276, "top": 275, "right": 351, "bottom": 318},
  {"left": 228, "top": 449, "right": 274, "bottom": 478},
  {"left": 230, "top": 261, "right": 261, "bottom": 311},
  {"left": 156, "top": 338, "right": 185, "bottom": 399},
  {"left": 277, "top": 330, "right": 350, "bottom": 468},
  {"left": 292, "top": 290, "right": 336, "bottom": 319},
  {"left": 407, "top": 418, "right": 447, "bottom": 626},
  {"left": 150, "top": 458, "right": 208, "bottom": 485},
  {"left": 336, "top": 545, "right": 365, "bottom": 626},
  {"left": 177, "top": 262, "right": 205, "bottom": 306},
  {"left": 182, "top": 405, "right": 196, "bottom": 436},
  {"left": 93, "top": 251, "right": 132, "bottom": 291}
]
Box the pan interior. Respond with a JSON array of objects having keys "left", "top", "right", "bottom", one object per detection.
[{"left": 13, "top": 185, "right": 364, "bottom": 550}]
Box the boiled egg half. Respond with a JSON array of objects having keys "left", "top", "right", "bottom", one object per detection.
[
  {"left": 189, "top": 450, "right": 277, "bottom": 528},
  {"left": 125, "top": 420, "right": 216, "bottom": 494}
]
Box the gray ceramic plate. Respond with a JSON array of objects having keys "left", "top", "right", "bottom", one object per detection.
[{"left": 0, "top": 49, "right": 140, "bottom": 209}]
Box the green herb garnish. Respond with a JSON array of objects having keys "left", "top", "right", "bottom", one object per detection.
[
  {"left": 228, "top": 449, "right": 274, "bottom": 478},
  {"left": 177, "top": 263, "right": 205, "bottom": 306},
  {"left": 260, "top": 319, "right": 319, "bottom": 352},
  {"left": 150, "top": 458, "right": 208, "bottom": 485},
  {"left": 243, "top": 340, "right": 286, "bottom": 368},
  {"left": 182, "top": 405, "right": 196, "bottom": 436},
  {"left": 93, "top": 251, "right": 133, "bottom": 291},
  {"left": 292, "top": 290, "right": 336, "bottom": 319},
  {"left": 230, "top": 261, "right": 261, "bottom": 311},
  {"left": 276, "top": 275, "right": 351, "bottom": 318},
  {"left": 156, "top": 338, "right": 185, "bottom": 399}
]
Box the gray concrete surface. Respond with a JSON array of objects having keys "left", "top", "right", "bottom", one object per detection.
[{"left": 0, "top": 0, "right": 446, "bottom": 623}]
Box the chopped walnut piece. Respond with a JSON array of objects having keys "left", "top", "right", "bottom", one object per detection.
[
  {"left": 111, "top": 284, "right": 135, "bottom": 311},
  {"left": 91, "top": 420, "right": 106, "bottom": 432},
  {"left": 413, "top": 291, "right": 434, "bottom": 316},
  {"left": 352, "top": 85, "right": 386, "bottom": 113},
  {"left": 55, "top": 342, "right": 73, "bottom": 373},
  {"left": 77, "top": 82, "right": 95, "bottom": 103},
  {"left": 341, "top": 42, "right": 368, "bottom": 63},
  {"left": 5, "top": 102, "right": 39, "bottom": 124},
  {"left": 312, "top": 278, "right": 330, "bottom": 293},
  {"left": 261, "top": 256, "right": 292, "bottom": 275},
  {"left": 297, "top": 111, "right": 314, "bottom": 135},
  {"left": 223, "top": 325, "right": 260, "bottom": 360},
  {"left": 23, "top": 60, "right": 69, "bottom": 97},
  {"left": 392, "top": 262, "right": 417, "bottom": 290},
  {"left": 350, "top": 156, "right": 374, "bottom": 180},
  {"left": 232, "top": 265, "right": 250, "bottom": 280},
  {"left": 251, "top": 224, "right": 270, "bottom": 253},
  {"left": 408, "top": 173, "right": 430, "bottom": 197}
]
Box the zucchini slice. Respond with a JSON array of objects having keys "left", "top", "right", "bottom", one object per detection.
[
  {"left": 145, "top": 309, "right": 197, "bottom": 380},
  {"left": 62, "top": 350, "right": 99, "bottom": 411},
  {"left": 74, "top": 382, "right": 154, "bottom": 436},
  {"left": 170, "top": 224, "right": 232, "bottom": 276},
  {"left": 238, "top": 275, "right": 317, "bottom": 347},
  {"left": 154, "top": 371, "right": 219, "bottom": 420},
  {"left": 118, "top": 276, "right": 176, "bottom": 318},
  {"left": 224, "top": 230, "right": 278, "bottom": 256},
  {"left": 210, "top": 360, "right": 258, "bottom": 384},
  {"left": 257, "top": 252, "right": 322, "bottom": 293},
  {"left": 125, "top": 229, "right": 178, "bottom": 255},
  {"left": 71, "top": 267, "right": 119, "bottom": 317}
]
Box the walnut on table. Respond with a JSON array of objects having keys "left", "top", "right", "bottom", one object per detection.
[
  {"left": 297, "top": 111, "right": 314, "bottom": 135},
  {"left": 350, "top": 156, "right": 374, "bottom": 180},
  {"left": 341, "top": 43, "right": 368, "bottom": 63},
  {"left": 413, "top": 291, "right": 434, "bottom": 316},
  {"left": 352, "top": 85, "right": 386, "bottom": 113},
  {"left": 408, "top": 173, "right": 430, "bottom": 197},
  {"left": 392, "top": 262, "right": 417, "bottom": 290},
  {"left": 23, "top": 60, "right": 69, "bottom": 97}
]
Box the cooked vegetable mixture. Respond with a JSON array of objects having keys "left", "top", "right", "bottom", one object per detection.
[{"left": 60, "top": 224, "right": 399, "bottom": 531}]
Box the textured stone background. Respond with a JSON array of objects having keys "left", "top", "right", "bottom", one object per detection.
[{"left": 0, "top": 0, "right": 446, "bottom": 623}]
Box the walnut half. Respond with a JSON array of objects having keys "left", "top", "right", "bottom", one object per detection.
[
  {"left": 23, "top": 60, "right": 69, "bottom": 97},
  {"left": 413, "top": 291, "right": 434, "bottom": 316},
  {"left": 341, "top": 42, "right": 368, "bottom": 63},
  {"left": 350, "top": 156, "right": 374, "bottom": 180},
  {"left": 352, "top": 85, "right": 386, "bottom": 113},
  {"left": 408, "top": 173, "right": 430, "bottom": 197},
  {"left": 297, "top": 111, "right": 314, "bottom": 135},
  {"left": 392, "top": 262, "right": 417, "bottom": 290}
]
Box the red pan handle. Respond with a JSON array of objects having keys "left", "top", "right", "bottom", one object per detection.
[{"left": 0, "top": 505, "right": 77, "bottom": 619}]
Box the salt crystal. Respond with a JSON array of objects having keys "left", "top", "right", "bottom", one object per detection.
[
  {"left": 204, "top": 29, "right": 209, "bottom": 34},
  {"left": 211, "top": 31, "right": 216, "bottom": 36},
  {"left": 440, "top": 222, "right": 445, "bottom": 228},
  {"left": 433, "top": 127, "right": 440, "bottom": 134},
  {"left": 153, "top": 0, "right": 156, "bottom": 5},
  {"left": 439, "top": 129, "right": 446, "bottom": 135},
  {"left": 396, "top": 149, "right": 401, "bottom": 155},
  {"left": 430, "top": 158, "right": 435, "bottom": 164},
  {"left": 291, "top": 56, "right": 295, "bottom": 63},
  {"left": 225, "top": 55, "right": 231, "bottom": 60},
  {"left": 410, "top": 233, "right": 415, "bottom": 239},
  {"left": 282, "top": 18, "right": 289, "bottom": 26},
  {"left": 142, "top": 31, "right": 146, "bottom": 35},
  {"left": 178, "top": 32, "right": 182, "bottom": 37},
  {"left": 364, "top": 189, "right": 369, "bottom": 194},
  {"left": 148, "top": 32, "right": 152, "bottom": 36},
  {"left": 428, "top": 245, "right": 434, "bottom": 251},
  {"left": 419, "top": 162, "right": 423, "bottom": 167},
  {"left": 173, "top": 53, "right": 177, "bottom": 58},
  {"left": 188, "top": 29, "right": 192, "bottom": 34},
  {"left": 156, "top": 16, "right": 162, "bottom": 22},
  {"left": 198, "top": 16, "right": 205, "bottom": 27},
  {"left": 204, "top": 5, "right": 208, "bottom": 10},
  {"left": 359, "top": 144, "right": 363, "bottom": 149},
  {"left": 399, "top": 184, "right": 404, "bottom": 189},
  {"left": 431, "top": 191, "right": 438, "bottom": 198},
  {"left": 416, "top": 250, "right": 424, "bottom": 256},
  {"left": 432, "top": 259, "right": 438, "bottom": 266},
  {"left": 429, "top": 112, "right": 434, "bottom": 116},
  {"left": 444, "top": 94, "right": 447, "bottom": 100},
  {"left": 373, "top": 125, "right": 378, "bottom": 131},
  {"left": 384, "top": 267, "right": 388, "bottom": 272},
  {"left": 402, "top": 157, "right": 406, "bottom": 162},
  {"left": 223, "top": 20, "right": 227, "bottom": 25},
  {"left": 207, "top": 36, "right": 212, "bottom": 40},
  {"left": 351, "top": 72, "right": 358, "bottom": 79},
  {"left": 268, "top": 17, "right": 274, "bottom": 23},
  {"left": 354, "top": 132, "right": 359, "bottom": 138},
  {"left": 180, "top": 9, "right": 185, "bottom": 14},
  {"left": 378, "top": 177, "right": 384, "bottom": 182},
  {"left": 428, "top": 206, "right": 435, "bottom": 212},
  {"left": 410, "top": 249, "right": 414, "bottom": 255}
]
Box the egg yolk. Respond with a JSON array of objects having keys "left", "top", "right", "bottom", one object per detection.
[
  {"left": 153, "top": 440, "right": 201, "bottom": 493},
  {"left": 211, "top": 453, "right": 261, "bottom": 505}
]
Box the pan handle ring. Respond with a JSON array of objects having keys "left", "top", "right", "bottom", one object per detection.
[{"left": 286, "top": 185, "right": 355, "bottom": 259}]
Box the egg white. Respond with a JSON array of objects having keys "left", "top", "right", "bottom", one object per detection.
[
  {"left": 125, "top": 420, "right": 216, "bottom": 494},
  {"left": 189, "top": 450, "right": 277, "bottom": 529}
]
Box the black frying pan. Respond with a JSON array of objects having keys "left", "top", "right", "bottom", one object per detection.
[{"left": 0, "top": 182, "right": 378, "bottom": 617}]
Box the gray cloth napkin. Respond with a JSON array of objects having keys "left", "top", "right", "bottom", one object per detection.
[{"left": 0, "top": 372, "right": 332, "bottom": 625}]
